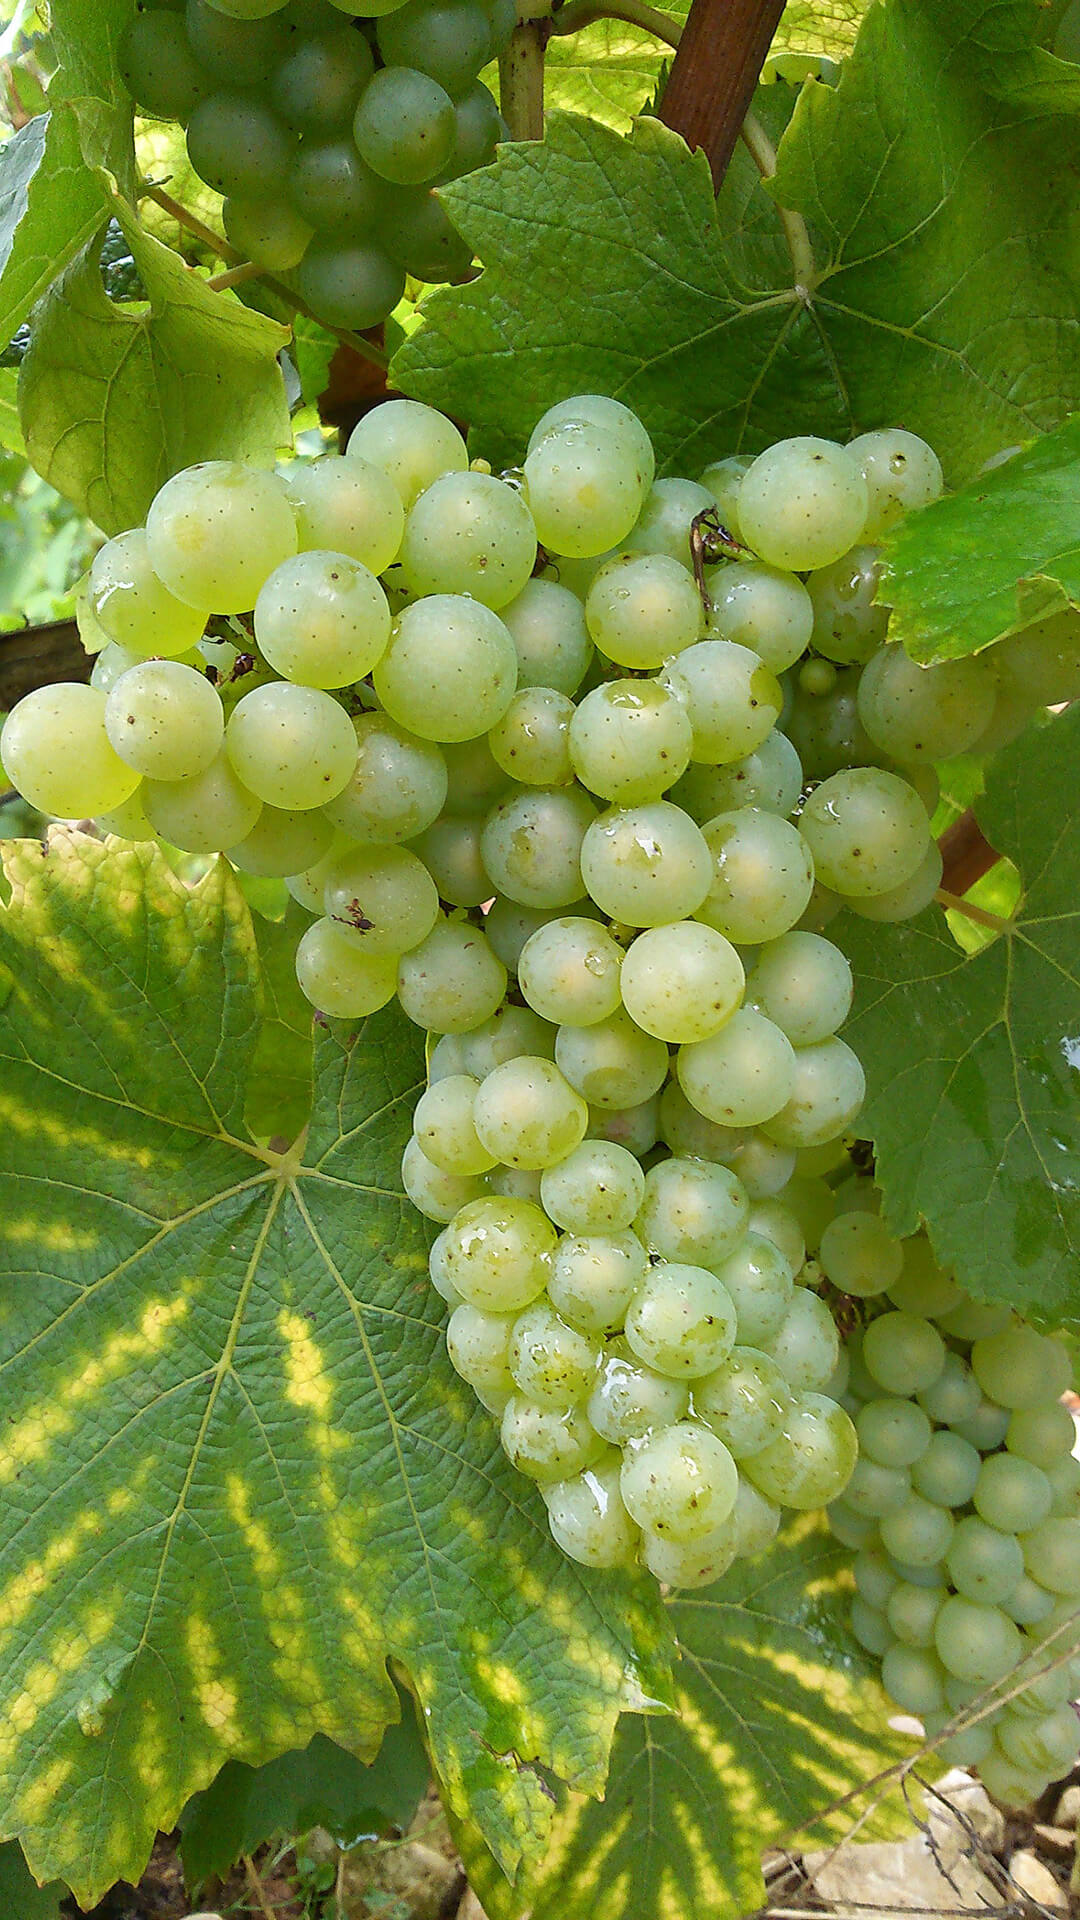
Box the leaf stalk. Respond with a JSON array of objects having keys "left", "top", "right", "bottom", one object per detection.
[{"left": 549, "top": 0, "right": 682, "bottom": 49}]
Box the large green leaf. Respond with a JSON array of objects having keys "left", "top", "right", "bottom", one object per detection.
[
  {"left": 880, "top": 417, "right": 1080, "bottom": 661},
  {"left": 49, "top": 0, "right": 137, "bottom": 193},
  {"left": 459, "top": 1520, "right": 907, "bottom": 1920},
  {"left": 18, "top": 195, "right": 291, "bottom": 531},
  {"left": 0, "top": 830, "right": 671, "bottom": 1908},
  {"left": 0, "top": 113, "right": 109, "bottom": 353},
  {"left": 179, "top": 1718, "right": 431, "bottom": 1881},
  {"left": 396, "top": 0, "right": 1080, "bottom": 482},
  {"left": 838, "top": 706, "right": 1080, "bottom": 1321}
]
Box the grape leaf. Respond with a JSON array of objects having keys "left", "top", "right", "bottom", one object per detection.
[
  {"left": 0, "top": 369, "right": 23, "bottom": 455},
  {"left": 18, "top": 193, "right": 291, "bottom": 532},
  {"left": 246, "top": 902, "right": 315, "bottom": 1147},
  {"left": 0, "top": 112, "right": 110, "bottom": 353},
  {"left": 49, "top": 0, "right": 137, "bottom": 193},
  {"left": 457, "top": 1520, "right": 908, "bottom": 1920},
  {"left": 395, "top": 0, "right": 1080, "bottom": 482},
  {"left": 838, "top": 705, "right": 1080, "bottom": 1320},
  {"left": 540, "top": 10, "right": 688, "bottom": 133},
  {"left": 0, "top": 830, "right": 671, "bottom": 1907},
  {"left": 179, "top": 1718, "right": 431, "bottom": 1881},
  {"left": 0, "top": 1840, "right": 67, "bottom": 1918},
  {"left": 879, "top": 417, "right": 1080, "bottom": 662}
]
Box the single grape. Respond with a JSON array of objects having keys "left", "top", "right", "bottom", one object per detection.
[
  {"left": 396, "top": 919, "right": 506, "bottom": 1032},
  {"left": 769, "top": 1287, "right": 840, "bottom": 1393},
  {"left": 554, "top": 1006, "right": 668, "bottom": 1110},
  {"left": 547, "top": 1230, "right": 648, "bottom": 1334},
  {"left": 398, "top": 469, "right": 537, "bottom": 608},
  {"left": 120, "top": 9, "right": 210, "bottom": 117},
  {"left": 1020, "top": 1517, "right": 1080, "bottom": 1593},
  {"left": 292, "top": 239, "right": 405, "bottom": 330},
  {"left": 481, "top": 787, "right": 597, "bottom": 910},
  {"left": 499, "top": 578, "right": 593, "bottom": 694},
  {"left": 587, "top": 1340, "right": 689, "bottom": 1445},
  {"left": 937, "top": 1297, "right": 1015, "bottom": 1340},
  {"left": 523, "top": 423, "right": 647, "bottom": 559},
  {"left": 850, "top": 1598, "right": 894, "bottom": 1658},
  {"left": 283, "top": 454, "right": 404, "bottom": 575},
  {"left": 742, "top": 1391, "right": 857, "bottom": 1509},
  {"left": 1, "top": 685, "right": 141, "bottom": 817},
  {"left": 639, "top": 1520, "right": 739, "bottom": 1589},
  {"left": 473, "top": 1055, "right": 588, "bottom": 1169},
  {"left": 186, "top": 0, "right": 289, "bottom": 83},
  {"left": 678, "top": 1008, "right": 796, "bottom": 1129},
  {"left": 404, "top": 1139, "right": 488, "bottom": 1225},
  {"left": 855, "top": 1398, "right": 931, "bottom": 1475},
  {"left": 724, "top": 1134, "right": 797, "bottom": 1200},
  {"left": 445, "top": 1299, "right": 515, "bottom": 1402},
  {"left": 696, "top": 809, "right": 815, "bottom": 944},
  {"left": 146, "top": 461, "right": 297, "bottom": 613},
  {"left": 624, "top": 1262, "right": 738, "bottom": 1379},
  {"left": 854, "top": 1547, "right": 901, "bottom": 1611},
  {"left": 862, "top": 1311, "right": 946, "bottom": 1396},
  {"left": 528, "top": 396, "right": 654, "bottom": 487},
  {"left": 844, "top": 1455, "right": 913, "bottom": 1518},
  {"left": 414, "top": 1073, "right": 497, "bottom": 1175},
  {"left": 798, "top": 767, "right": 931, "bottom": 899},
  {"left": 992, "top": 610, "right": 1080, "bottom": 706},
  {"left": 143, "top": 750, "right": 262, "bottom": 854},
  {"left": 377, "top": 0, "right": 490, "bottom": 95},
  {"left": 620, "top": 922, "right": 744, "bottom": 1046},
  {"left": 296, "top": 917, "right": 399, "bottom": 1017},
  {"left": 411, "top": 814, "right": 491, "bottom": 907},
  {"left": 934, "top": 1595, "right": 1022, "bottom": 1686},
  {"left": 713, "top": 1233, "right": 795, "bottom": 1346},
  {"left": 380, "top": 183, "right": 474, "bottom": 283},
  {"left": 699, "top": 454, "right": 751, "bottom": 541},
  {"left": 626, "top": 477, "right": 717, "bottom": 566},
  {"left": 488, "top": 686, "right": 574, "bottom": 788},
  {"left": 484, "top": 899, "right": 567, "bottom": 971},
  {"left": 88, "top": 528, "right": 208, "bottom": 656},
  {"left": 346, "top": 398, "right": 467, "bottom": 510},
  {"left": 972, "top": 1327, "right": 1071, "bottom": 1410},
  {"left": 323, "top": 843, "right": 439, "bottom": 955},
  {"left": 442, "top": 735, "right": 513, "bottom": 816},
  {"left": 223, "top": 195, "right": 314, "bottom": 270},
  {"left": 693, "top": 1346, "right": 792, "bottom": 1459},
  {"left": 658, "top": 1079, "right": 747, "bottom": 1163},
  {"left": 881, "top": 1644, "right": 947, "bottom": 1716},
  {"left": 739, "top": 437, "right": 869, "bottom": 571},
  {"left": 439, "top": 74, "right": 502, "bottom": 175},
  {"left": 585, "top": 552, "right": 702, "bottom": 669},
  {"left": 457, "top": 1002, "right": 555, "bottom": 1075},
  {"left": 819, "top": 1211, "right": 903, "bottom": 1299},
  {"left": 589, "top": 1093, "right": 661, "bottom": 1154},
  {"left": 569, "top": 679, "right": 694, "bottom": 805},
  {"left": 517, "top": 916, "right": 623, "bottom": 1027},
  {"left": 499, "top": 1396, "right": 606, "bottom": 1482},
  {"left": 270, "top": 22, "right": 374, "bottom": 130},
  {"left": 975, "top": 1454, "right": 1053, "bottom": 1534},
  {"left": 507, "top": 1301, "right": 600, "bottom": 1409},
  {"left": 539, "top": 1141, "right": 645, "bottom": 1237},
  {"left": 287, "top": 137, "right": 386, "bottom": 231},
  {"left": 254, "top": 551, "right": 391, "bottom": 687},
  {"left": 227, "top": 805, "right": 333, "bottom": 877},
  {"left": 806, "top": 545, "right": 889, "bottom": 665},
  {"left": 438, "top": 1193, "right": 555, "bottom": 1310},
  {"left": 324, "top": 713, "right": 447, "bottom": 843},
  {"left": 705, "top": 561, "right": 813, "bottom": 673},
  {"left": 635, "top": 1155, "right": 749, "bottom": 1269},
  {"left": 353, "top": 65, "right": 456, "bottom": 183},
  {"left": 659, "top": 641, "right": 782, "bottom": 764},
  {"left": 888, "top": 1238, "right": 963, "bottom": 1320},
  {"left": 1007, "top": 1402, "right": 1078, "bottom": 1472},
  {"left": 620, "top": 1420, "right": 739, "bottom": 1541},
  {"left": 96, "top": 790, "right": 157, "bottom": 843},
  {"left": 225, "top": 683, "right": 357, "bottom": 809},
  {"left": 879, "top": 1492, "right": 955, "bottom": 1567},
  {"left": 857, "top": 643, "right": 996, "bottom": 763},
  {"left": 951, "top": 1396, "right": 1012, "bottom": 1454},
  {"left": 946, "top": 1516, "right": 1025, "bottom": 1604},
  {"left": 546, "top": 1455, "right": 640, "bottom": 1569},
  {"left": 847, "top": 428, "right": 944, "bottom": 539},
  {"left": 580, "top": 801, "right": 712, "bottom": 927},
  {"left": 672, "top": 730, "right": 804, "bottom": 822},
  {"left": 374, "top": 595, "right": 518, "bottom": 741},
  {"left": 760, "top": 1036, "right": 866, "bottom": 1150},
  {"left": 187, "top": 90, "right": 294, "bottom": 199}
]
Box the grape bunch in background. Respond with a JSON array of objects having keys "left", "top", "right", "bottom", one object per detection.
[
  {"left": 120, "top": 0, "right": 513, "bottom": 328},
  {"left": 5, "top": 391, "right": 1080, "bottom": 1597},
  {"left": 832, "top": 1224, "right": 1080, "bottom": 1810}
]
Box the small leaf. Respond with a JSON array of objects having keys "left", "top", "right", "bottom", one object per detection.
[
  {"left": 179, "top": 1718, "right": 431, "bottom": 1881},
  {"left": 49, "top": 0, "right": 137, "bottom": 192},
  {"left": 838, "top": 705, "right": 1080, "bottom": 1318},
  {"left": 0, "top": 112, "right": 109, "bottom": 353},
  {"left": 18, "top": 195, "right": 291, "bottom": 531},
  {"left": 458, "top": 1520, "right": 907, "bottom": 1920},
  {"left": 0, "top": 829, "right": 671, "bottom": 1908},
  {"left": 880, "top": 416, "right": 1080, "bottom": 661}
]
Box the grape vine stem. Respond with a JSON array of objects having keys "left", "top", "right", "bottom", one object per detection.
[
  {"left": 499, "top": 4, "right": 552, "bottom": 140},
  {"left": 549, "top": 0, "right": 682, "bottom": 48},
  {"left": 935, "top": 889, "right": 1013, "bottom": 934},
  {"left": 738, "top": 110, "right": 816, "bottom": 295},
  {"left": 142, "top": 184, "right": 390, "bottom": 371}
]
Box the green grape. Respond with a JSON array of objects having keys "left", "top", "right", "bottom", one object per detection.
[
  {"left": 879, "top": 1492, "right": 955, "bottom": 1567},
  {"left": 227, "top": 804, "right": 333, "bottom": 876},
  {"left": 672, "top": 730, "right": 804, "bottom": 822},
  {"left": 507, "top": 1302, "right": 600, "bottom": 1409},
  {"left": 352, "top": 65, "right": 456, "bottom": 184},
  {"left": 862, "top": 1311, "right": 945, "bottom": 1396},
  {"left": 488, "top": 1167, "right": 543, "bottom": 1205},
  {"left": 738, "top": 437, "right": 868, "bottom": 571},
  {"left": 143, "top": 749, "right": 262, "bottom": 853},
  {"left": 1007, "top": 1402, "right": 1077, "bottom": 1472},
  {"left": 529, "top": 395, "right": 654, "bottom": 486},
  {"left": 293, "top": 240, "right": 405, "bottom": 330},
  {"left": 678, "top": 1008, "right": 796, "bottom": 1129},
  {"left": 760, "top": 1036, "right": 865, "bottom": 1151},
  {"left": 545, "top": 1230, "right": 646, "bottom": 1334},
  {"left": 288, "top": 137, "right": 385, "bottom": 231},
  {"left": 323, "top": 843, "right": 438, "bottom": 955},
  {"left": 88, "top": 528, "right": 209, "bottom": 656},
  {"left": 854, "top": 1546, "right": 900, "bottom": 1610},
  {"left": 96, "top": 790, "right": 158, "bottom": 843},
  {"left": 458, "top": 1003, "right": 555, "bottom": 1076},
  {"left": 380, "top": 183, "right": 473, "bottom": 282},
  {"left": 857, "top": 643, "right": 997, "bottom": 763},
  {"left": 523, "top": 424, "right": 648, "bottom": 559},
  {"left": 481, "top": 788, "right": 595, "bottom": 910},
  {"left": 624, "top": 1263, "right": 738, "bottom": 1380},
  {"left": 445, "top": 1299, "right": 515, "bottom": 1400},
  {"left": 914, "top": 1361, "right": 981, "bottom": 1437},
  {"left": 518, "top": 916, "right": 623, "bottom": 1027},
  {"left": 488, "top": 686, "right": 574, "bottom": 787},
  {"left": 998, "top": 1702, "right": 1080, "bottom": 1774},
  {"left": 402, "top": 1135, "right": 488, "bottom": 1221},
  {"left": 952, "top": 1397, "right": 1012, "bottom": 1454},
  {"left": 799, "top": 767, "right": 931, "bottom": 899},
  {"left": 620, "top": 921, "right": 744, "bottom": 1045},
  {"left": 580, "top": 800, "right": 712, "bottom": 927},
  {"left": 842, "top": 1453, "right": 912, "bottom": 1519},
  {"left": 587, "top": 1340, "right": 689, "bottom": 1444},
  {"left": 747, "top": 932, "right": 852, "bottom": 1048},
  {"left": 438, "top": 75, "right": 502, "bottom": 178},
  {"left": 499, "top": 578, "right": 593, "bottom": 694},
  {"left": 935, "top": 1595, "right": 1022, "bottom": 1685},
  {"left": 270, "top": 22, "right": 374, "bottom": 130},
  {"left": 413, "top": 1073, "right": 496, "bottom": 1174},
  {"left": 283, "top": 454, "right": 404, "bottom": 576},
  {"left": 819, "top": 1211, "right": 903, "bottom": 1299},
  {"left": 733, "top": 1473, "right": 783, "bottom": 1559},
  {"left": 585, "top": 553, "right": 702, "bottom": 670},
  {"left": 186, "top": 0, "right": 288, "bottom": 82},
  {"left": 881, "top": 1644, "right": 947, "bottom": 1715},
  {"left": 696, "top": 809, "right": 815, "bottom": 945},
  {"left": 187, "top": 91, "right": 294, "bottom": 199},
  {"left": 856, "top": 1396, "right": 932, "bottom": 1468},
  {"left": 885, "top": 1578, "right": 944, "bottom": 1649},
  {"left": 484, "top": 899, "right": 565, "bottom": 971},
  {"left": 120, "top": 10, "right": 210, "bottom": 118},
  {"left": 620, "top": 1420, "right": 738, "bottom": 1541},
  {"left": 635, "top": 1155, "right": 749, "bottom": 1269},
  {"left": 347, "top": 398, "right": 468, "bottom": 509},
  {"left": 711, "top": 1236, "right": 795, "bottom": 1344},
  {"left": 1, "top": 684, "right": 141, "bottom": 818},
  {"left": 937, "top": 1296, "right": 1014, "bottom": 1341},
  {"left": 805, "top": 545, "right": 889, "bottom": 666},
  {"left": 946, "top": 1516, "right": 1025, "bottom": 1604},
  {"left": 777, "top": 1174, "right": 836, "bottom": 1253},
  {"left": 693, "top": 1346, "right": 791, "bottom": 1459},
  {"left": 499, "top": 1396, "right": 606, "bottom": 1482},
  {"left": 591, "top": 1093, "right": 660, "bottom": 1155},
  {"left": 545, "top": 1456, "right": 639, "bottom": 1569},
  {"left": 399, "top": 472, "right": 536, "bottom": 609},
  {"left": 473, "top": 1056, "right": 587, "bottom": 1169},
  {"left": 659, "top": 640, "right": 782, "bottom": 764},
  {"left": 975, "top": 1454, "right": 1053, "bottom": 1534},
  {"left": 377, "top": 0, "right": 490, "bottom": 95},
  {"left": 827, "top": 1500, "right": 877, "bottom": 1549},
  {"left": 146, "top": 461, "right": 297, "bottom": 613},
  {"left": 785, "top": 664, "right": 876, "bottom": 782},
  {"left": 436, "top": 738, "right": 510, "bottom": 820},
  {"left": 203, "top": 0, "right": 289, "bottom": 17},
  {"left": 396, "top": 918, "right": 506, "bottom": 1032},
  {"left": 747, "top": 1195, "right": 805, "bottom": 1272},
  {"left": 568, "top": 679, "right": 693, "bottom": 805},
  {"left": 850, "top": 1598, "right": 894, "bottom": 1657},
  {"left": 554, "top": 1006, "right": 668, "bottom": 1110},
  {"left": 640, "top": 1521, "right": 739, "bottom": 1589},
  {"left": 992, "top": 611, "right": 1080, "bottom": 706},
  {"left": 705, "top": 560, "right": 814, "bottom": 673},
  {"left": 887, "top": 1238, "right": 963, "bottom": 1320},
  {"left": 539, "top": 1141, "right": 645, "bottom": 1237},
  {"left": 972, "top": 1327, "right": 1072, "bottom": 1410},
  {"left": 743, "top": 1391, "right": 857, "bottom": 1509},
  {"left": 225, "top": 683, "right": 356, "bottom": 808},
  {"left": 847, "top": 428, "right": 943, "bottom": 539},
  {"left": 296, "top": 916, "right": 399, "bottom": 1016},
  {"left": 1021, "top": 1517, "right": 1080, "bottom": 1593},
  {"left": 977, "top": 1747, "right": 1050, "bottom": 1811},
  {"left": 730, "top": 1140, "right": 797, "bottom": 1203},
  {"left": 658, "top": 1080, "right": 747, "bottom": 1165},
  {"left": 254, "top": 551, "right": 390, "bottom": 688},
  {"left": 430, "top": 1227, "right": 467, "bottom": 1306},
  {"left": 323, "top": 713, "right": 446, "bottom": 843},
  {"left": 411, "top": 814, "right": 490, "bottom": 908},
  {"left": 374, "top": 595, "right": 517, "bottom": 742},
  {"left": 223, "top": 195, "right": 313, "bottom": 270},
  {"left": 626, "top": 477, "right": 717, "bottom": 566},
  {"left": 1044, "top": 1452, "right": 1080, "bottom": 1516},
  {"left": 439, "top": 1193, "right": 554, "bottom": 1310},
  {"left": 699, "top": 454, "right": 750, "bottom": 541}
]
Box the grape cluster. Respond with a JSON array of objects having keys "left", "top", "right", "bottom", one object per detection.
[
  {"left": 831, "top": 1221, "right": 1080, "bottom": 1809},
  {"left": 120, "top": 0, "right": 512, "bottom": 328}
]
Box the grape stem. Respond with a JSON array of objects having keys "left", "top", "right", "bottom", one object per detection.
[
  {"left": 499, "top": 8, "right": 550, "bottom": 140},
  {"left": 142, "top": 184, "right": 390, "bottom": 372},
  {"left": 549, "top": 0, "right": 683, "bottom": 48},
  {"left": 205, "top": 260, "right": 266, "bottom": 294},
  {"left": 739, "top": 111, "right": 816, "bottom": 296},
  {"left": 935, "top": 888, "right": 1013, "bottom": 934}
]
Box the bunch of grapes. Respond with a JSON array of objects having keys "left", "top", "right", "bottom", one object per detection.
[
  {"left": 120, "top": 0, "right": 512, "bottom": 327},
  {"left": 831, "top": 1219, "right": 1080, "bottom": 1810}
]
